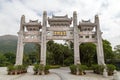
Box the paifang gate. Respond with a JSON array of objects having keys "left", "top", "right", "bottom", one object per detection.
[{"left": 15, "top": 11, "right": 105, "bottom": 66}]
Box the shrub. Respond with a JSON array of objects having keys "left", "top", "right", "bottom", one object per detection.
[
  {"left": 38, "top": 64, "right": 44, "bottom": 71},
  {"left": 44, "top": 65, "right": 50, "bottom": 71},
  {"left": 78, "top": 64, "right": 88, "bottom": 75},
  {"left": 92, "top": 64, "right": 105, "bottom": 74},
  {"left": 107, "top": 64, "right": 116, "bottom": 76},
  {"left": 33, "top": 64, "right": 50, "bottom": 75},
  {"left": 33, "top": 64, "right": 39, "bottom": 72},
  {"left": 44, "top": 65, "right": 50, "bottom": 74},
  {"left": 70, "top": 65, "right": 77, "bottom": 74},
  {"left": 15, "top": 65, "right": 22, "bottom": 71},
  {"left": 7, "top": 65, "right": 27, "bottom": 75},
  {"left": 70, "top": 64, "right": 88, "bottom": 75},
  {"left": 7, "top": 65, "right": 14, "bottom": 72},
  {"left": 81, "top": 65, "right": 88, "bottom": 70},
  {"left": 92, "top": 64, "right": 98, "bottom": 73},
  {"left": 7, "top": 65, "right": 15, "bottom": 75},
  {"left": 64, "top": 57, "right": 73, "bottom": 66}
]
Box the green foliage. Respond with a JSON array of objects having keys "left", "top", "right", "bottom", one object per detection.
[
  {"left": 39, "top": 65, "right": 44, "bottom": 71},
  {"left": 78, "top": 64, "right": 88, "bottom": 72},
  {"left": 92, "top": 64, "right": 105, "bottom": 74},
  {"left": 70, "top": 65, "right": 77, "bottom": 74},
  {"left": 113, "top": 45, "right": 120, "bottom": 59},
  {"left": 107, "top": 64, "right": 116, "bottom": 76},
  {"left": 107, "top": 64, "right": 116, "bottom": 72},
  {"left": 44, "top": 65, "right": 50, "bottom": 71},
  {"left": 4, "top": 52, "right": 15, "bottom": 65},
  {"left": 107, "top": 45, "right": 120, "bottom": 71},
  {"left": 7, "top": 65, "right": 27, "bottom": 75},
  {"left": 44, "top": 65, "right": 50, "bottom": 74},
  {"left": 80, "top": 40, "right": 114, "bottom": 66},
  {"left": 46, "top": 40, "right": 73, "bottom": 66},
  {"left": 28, "top": 52, "right": 37, "bottom": 64},
  {"left": 64, "top": 57, "right": 73, "bottom": 66},
  {"left": 13, "top": 65, "right": 27, "bottom": 71},
  {"left": 46, "top": 51, "right": 54, "bottom": 65},
  {"left": 0, "top": 35, "right": 38, "bottom": 54},
  {"left": 80, "top": 43, "right": 97, "bottom": 66},
  {"left": 23, "top": 54, "right": 31, "bottom": 65},
  {"left": 0, "top": 35, "right": 116, "bottom": 67},
  {"left": 93, "top": 64, "right": 116, "bottom": 76},
  {"left": 114, "top": 45, "right": 120, "bottom": 54},
  {"left": 33, "top": 64, "right": 50, "bottom": 75},
  {"left": 33, "top": 64, "right": 40, "bottom": 72},
  {"left": 15, "top": 65, "right": 21, "bottom": 71},
  {"left": 103, "top": 40, "right": 114, "bottom": 61},
  {"left": 70, "top": 64, "right": 88, "bottom": 75},
  {"left": 0, "top": 53, "right": 7, "bottom": 66},
  {"left": 77, "top": 64, "right": 88, "bottom": 75},
  {"left": 0, "top": 35, "right": 17, "bottom": 53},
  {"left": 7, "top": 65, "right": 15, "bottom": 71}
]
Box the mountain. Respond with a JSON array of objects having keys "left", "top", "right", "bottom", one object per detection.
[
  {"left": 0, "top": 35, "right": 17, "bottom": 41},
  {"left": 0, "top": 35, "right": 36, "bottom": 54},
  {"left": 0, "top": 35, "right": 17, "bottom": 53}
]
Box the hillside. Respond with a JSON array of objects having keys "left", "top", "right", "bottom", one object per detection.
[{"left": 0, "top": 35, "right": 36, "bottom": 54}]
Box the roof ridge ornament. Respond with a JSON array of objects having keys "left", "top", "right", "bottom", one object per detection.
[
  {"left": 82, "top": 19, "right": 91, "bottom": 22},
  {"left": 29, "top": 20, "right": 38, "bottom": 23},
  {"left": 52, "top": 14, "right": 68, "bottom": 18}
]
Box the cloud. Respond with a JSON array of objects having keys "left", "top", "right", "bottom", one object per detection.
[{"left": 0, "top": 0, "right": 120, "bottom": 48}]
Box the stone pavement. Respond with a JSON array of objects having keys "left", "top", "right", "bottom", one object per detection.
[
  {"left": 0, "top": 67, "right": 61, "bottom": 80},
  {"left": 50, "top": 67, "right": 114, "bottom": 80},
  {"left": 0, "top": 66, "right": 119, "bottom": 80}
]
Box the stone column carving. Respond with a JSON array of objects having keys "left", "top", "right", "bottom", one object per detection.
[
  {"left": 73, "top": 11, "right": 80, "bottom": 65},
  {"left": 20, "top": 15, "right": 25, "bottom": 31},
  {"left": 95, "top": 15, "right": 105, "bottom": 65},
  {"left": 15, "top": 15, "right": 25, "bottom": 65},
  {"left": 15, "top": 31, "right": 24, "bottom": 65},
  {"left": 40, "top": 11, "right": 47, "bottom": 65}
]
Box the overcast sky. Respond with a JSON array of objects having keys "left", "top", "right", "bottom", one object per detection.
[{"left": 0, "top": 0, "right": 120, "bottom": 48}]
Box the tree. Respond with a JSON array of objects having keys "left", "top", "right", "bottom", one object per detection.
[
  {"left": 103, "top": 40, "right": 114, "bottom": 61},
  {"left": 4, "top": 52, "right": 15, "bottom": 65},
  {"left": 46, "top": 51, "right": 54, "bottom": 65},
  {"left": 23, "top": 53, "right": 31, "bottom": 65},
  {"left": 114, "top": 45, "right": 120, "bottom": 59},
  {"left": 27, "top": 52, "right": 39, "bottom": 64},
  {"left": 79, "top": 40, "right": 113, "bottom": 66},
  {"left": 34, "top": 43, "right": 41, "bottom": 63},
  {"left": 0, "top": 53, "right": 7, "bottom": 66},
  {"left": 80, "top": 43, "right": 97, "bottom": 66},
  {"left": 108, "top": 45, "right": 120, "bottom": 70},
  {"left": 46, "top": 41, "right": 74, "bottom": 66}
]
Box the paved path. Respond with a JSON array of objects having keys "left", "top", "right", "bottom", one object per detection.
[
  {"left": 0, "top": 66, "right": 119, "bottom": 80},
  {"left": 50, "top": 67, "right": 114, "bottom": 80},
  {"left": 0, "top": 67, "right": 61, "bottom": 80}
]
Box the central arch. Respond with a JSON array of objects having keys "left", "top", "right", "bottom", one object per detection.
[
  {"left": 23, "top": 43, "right": 40, "bottom": 65},
  {"left": 46, "top": 40, "right": 74, "bottom": 66},
  {"left": 80, "top": 43, "right": 97, "bottom": 66}
]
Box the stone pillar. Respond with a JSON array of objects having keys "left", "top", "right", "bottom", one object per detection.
[
  {"left": 73, "top": 11, "right": 80, "bottom": 65},
  {"left": 95, "top": 15, "right": 105, "bottom": 65},
  {"left": 15, "top": 31, "right": 24, "bottom": 65},
  {"left": 40, "top": 11, "right": 47, "bottom": 65},
  {"left": 15, "top": 15, "right": 25, "bottom": 65},
  {"left": 20, "top": 15, "right": 25, "bottom": 31}
]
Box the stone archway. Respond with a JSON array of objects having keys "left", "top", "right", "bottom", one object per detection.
[{"left": 15, "top": 11, "right": 105, "bottom": 66}]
